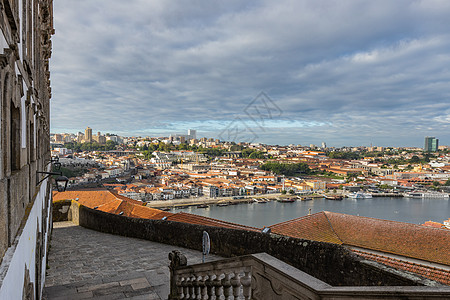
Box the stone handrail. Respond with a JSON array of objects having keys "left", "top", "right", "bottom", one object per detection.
[{"left": 169, "top": 252, "right": 450, "bottom": 300}]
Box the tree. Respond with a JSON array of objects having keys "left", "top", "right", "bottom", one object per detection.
[
  {"left": 327, "top": 151, "right": 360, "bottom": 160},
  {"left": 289, "top": 189, "right": 295, "bottom": 195},
  {"left": 142, "top": 150, "right": 153, "bottom": 160},
  {"left": 409, "top": 155, "right": 420, "bottom": 163},
  {"left": 260, "top": 162, "right": 311, "bottom": 176}
]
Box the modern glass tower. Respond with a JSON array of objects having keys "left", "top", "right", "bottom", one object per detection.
[{"left": 424, "top": 136, "right": 439, "bottom": 152}]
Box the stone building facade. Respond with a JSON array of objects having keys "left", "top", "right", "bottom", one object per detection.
[{"left": 0, "top": 0, "right": 54, "bottom": 299}]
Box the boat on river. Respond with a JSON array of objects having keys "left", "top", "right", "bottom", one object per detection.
[
  {"left": 348, "top": 192, "right": 372, "bottom": 199},
  {"left": 324, "top": 195, "right": 343, "bottom": 201},
  {"left": 404, "top": 191, "right": 449, "bottom": 198},
  {"left": 277, "top": 198, "right": 296, "bottom": 203}
]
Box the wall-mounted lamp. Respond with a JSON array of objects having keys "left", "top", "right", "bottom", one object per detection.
[
  {"left": 48, "top": 156, "right": 61, "bottom": 170},
  {"left": 36, "top": 171, "right": 69, "bottom": 192}
]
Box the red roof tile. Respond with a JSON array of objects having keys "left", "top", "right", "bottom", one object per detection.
[
  {"left": 353, "top": 249, "right": 450, "bottom": 286},
  {"left": 269, "top": 212, "right": 343, "bottom": 244},
  {"left": 269, "top": 211, "right": 450, "bottom": 266}
]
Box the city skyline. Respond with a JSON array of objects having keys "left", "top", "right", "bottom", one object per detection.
[{"left": 50, "top": 1, "right": 450, "bottom": 147}]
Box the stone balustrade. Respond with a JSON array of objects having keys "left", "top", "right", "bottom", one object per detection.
[
  {"left": 169, "top": 252, "right": 450, "bottom": 300},
  {"left": 176, "top": 269, "right": 252, "bottom": 300}
]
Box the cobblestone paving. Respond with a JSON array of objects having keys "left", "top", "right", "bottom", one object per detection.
[{"left": 43, "top": 222, "right": 222, "bottom": 299}]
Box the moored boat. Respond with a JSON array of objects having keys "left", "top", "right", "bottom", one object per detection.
[
  {"left": 404, "top": 191, "right": 449, "bottom": 198},
  {"left": 324, "top": 195, "right": 343, "bottom": 200},
  {"left": 348, "top": 192, "right": 372, "bottom": 199},
  {"left": 278, "top": 197, "right": 296, "bottom": 203}
]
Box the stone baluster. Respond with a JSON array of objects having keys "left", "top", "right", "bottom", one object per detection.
[
  {"left": 213, "top": 273, "right": 224, "bottom": 299},
  {"left": 178, "top": 277, "right": 186, "bottom": 299},
  {"left": 206, "top": 274, "right": 216, "bottom": 300},
  {"left": 184, "top": 276, "right": 191, "bottom": 299},
  {"left": 191, "top": 275, "right": 201, "bottom": 300},
  {"left": 189, "top": 275, "right": 197, "bottom": 299},
  {"left": 221, "top": 273, "right": 233, "bottom": 300},
  {"left": 230, "top": 271, "right": 242, "bottom": 299},
  {"left": 241, "top": 271, "right": 252, "bottom": 300},
  {"left": 197, "top": 275, "right": 207, "bottom": 300}
]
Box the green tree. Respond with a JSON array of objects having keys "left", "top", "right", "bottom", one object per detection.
[
  {"left": 327, "top": 151, "right": 360, "bottom": 160},
  {"left": 409, "top": 155, "right": 420, "bottom": 163},
  {"left": 260, "top": 162, "right": 311, "bottom": 176}
]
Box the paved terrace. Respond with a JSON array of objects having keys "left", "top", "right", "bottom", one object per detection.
[{"left": 43, "top": 222, "right": 222, "bottom": 300}]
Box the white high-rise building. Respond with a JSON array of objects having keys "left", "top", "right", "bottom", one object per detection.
[{"left": 188, "top": 129, "right": 197, "bottom": 140}]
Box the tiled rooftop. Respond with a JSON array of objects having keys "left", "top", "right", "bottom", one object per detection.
[
  {"left": 270, "top": 211, "right": 450, "bottom": 267},
  {"left": 269, "top": 212, "right": 343, "bottom": 244},
  {"left": 353, "top": 250, "right": 450, "bottom": 286}
]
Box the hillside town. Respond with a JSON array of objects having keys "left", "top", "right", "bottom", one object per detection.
[{"left": 51, "top": 129, "right": 450, "bottom": 206}]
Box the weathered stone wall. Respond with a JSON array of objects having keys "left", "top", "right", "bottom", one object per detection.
[
  {"left": 0, "top": 0, "right": 54, "bottom": 298},
  {"left": 60, "top": 203, "right": 426, "bottom": 287},
  {"left": 52, "top": 200, "right": 72, "bottom": 222}
]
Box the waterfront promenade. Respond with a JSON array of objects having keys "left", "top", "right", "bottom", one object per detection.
[
  {"left": 146, "top": 193, "right": 283, "bottom": 208},
  {"left": 145, "top": 192, "right": 401, "bottom": 209},
  {"left": 43, "top": 222, "right": 222, "bottom": 299}
]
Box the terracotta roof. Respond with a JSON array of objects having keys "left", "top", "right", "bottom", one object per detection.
[
  {"left": 53, "top": 190, "right": 120, "bottom": 208},
  {"left": 326, "top": 212, "right": 450, "bottom": 266},
  {"left": 52, "top": 190, "right": 168, "bottom": 220},
  {"left": 269, "top": 212, "right": 343, "bottom": 244},
  {"left": 130, "top": 205, "right": 173, "bottom": 220},
  {"left": 270, "top": 211, "right": 450, "bottom": 266},
  {"left": 353, "top": 249, "right": 450, "bottom": 286},
  {"left": 167, "top": 212, "right": 260, "bottom": 232}
]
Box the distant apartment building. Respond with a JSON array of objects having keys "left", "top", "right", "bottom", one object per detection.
[
  {"left": 188, "top": 129, "right": 196, "bottom": 140},
  {"left": 85, "top": 127, "right": 93, "bottom": 142},
  {"left": 107, "top": 135, "right": 123, "bottom": 144},
  {"left": 304, "top": 180, "right": 326, "bottom": 191},
  {"left": 424, "top": 136, "right": 439, "bottom": 152},
  {"left": 93, "top": 131, "right": 106, "bottom": 144}
]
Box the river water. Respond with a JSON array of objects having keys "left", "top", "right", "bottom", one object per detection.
[{"left": 178, "top": 197, "right": 450, "bottom": 228}]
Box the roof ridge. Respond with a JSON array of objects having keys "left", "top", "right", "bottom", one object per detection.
[
  {"left": 323, "top": 211, "right": 344, "bottom": 244},
  {"left": 172, "top": 212, "right": 260, "bottom": 230},
  {"left": 269, "top": 211, "right": 324, "bottom": 228},
  {"left": 325, "top": 211, "right": 450, "bottom": 232}
]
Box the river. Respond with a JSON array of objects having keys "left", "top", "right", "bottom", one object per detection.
[{"left": 177, "top": 197, "right": 450, "bottom": 228}]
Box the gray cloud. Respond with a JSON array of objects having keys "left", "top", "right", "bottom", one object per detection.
[{"left": 50, "top": 0, "right": 450, "bottom": 146}]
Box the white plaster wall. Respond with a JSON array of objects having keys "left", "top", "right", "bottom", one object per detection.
[{"left": 0, "top": 179, "right": 50, "bottom": 299}]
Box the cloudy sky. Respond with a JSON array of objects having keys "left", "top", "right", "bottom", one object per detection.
[{"left": 50, "top": 0, "right": 450, "bottom": 147}]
